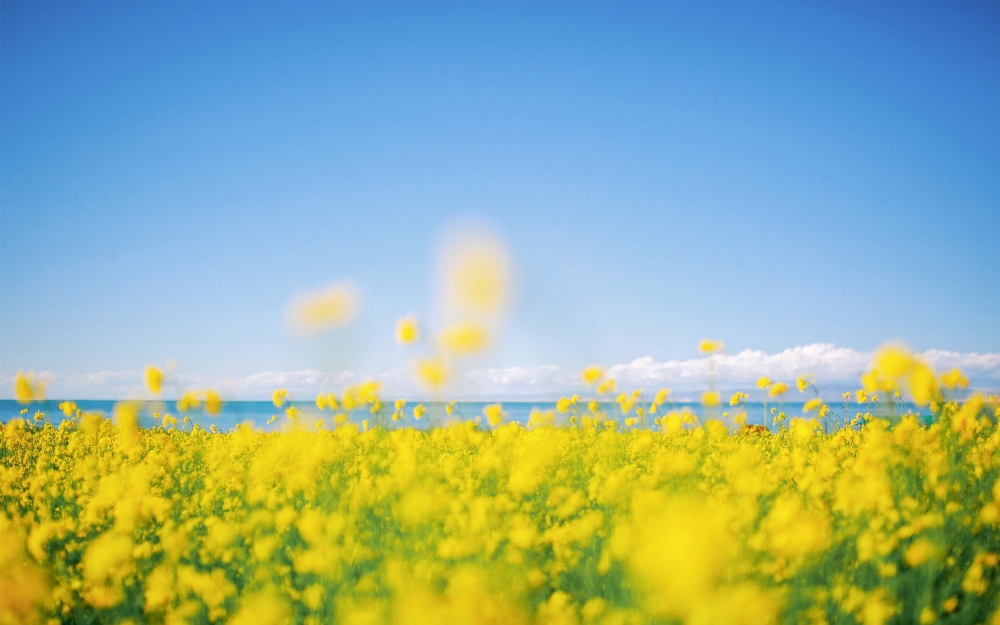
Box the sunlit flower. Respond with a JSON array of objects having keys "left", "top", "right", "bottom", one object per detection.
[
  {"left": 145, "top": 365, "right": 163, "bottom": 395},
  {"left": 288, "top": 281, "right": 361, "bottom": 333},
  {"left": 581, "top": 365, "right": 605, "bottom": 386},
  {"left": 698, "top": 339, "right": 724, "bottom": 354},
  {"left": 414, "top": 358, "right": 449, "bottom": 390},
  {"left": 439, "top": 322, "right": 490, "bottom": 355},
  {"left": 395, "top": 315, "right": 419, "bottom": 345}
]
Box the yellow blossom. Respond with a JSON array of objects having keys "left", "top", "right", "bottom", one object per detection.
[
  {"left": 581, "top": 365, "right": 605, "bottom": 386},
  {"left": 288, "top": 281, "right": 361, "bottom": 333},
  {"left": 698, "top": 339, "right": 724, "bottom": 354},
  {"left": 395, "top": 315, "right": 419, "bottom": 345},
  {"left": 145, "top": 365, "right": 164, "bottom": 395}
]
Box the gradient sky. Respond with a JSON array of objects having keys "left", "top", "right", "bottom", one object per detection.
[{"left": 2, "top": 1, "right": 999, "bottom": 398}]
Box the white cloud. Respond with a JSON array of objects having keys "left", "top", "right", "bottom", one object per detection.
[{"left": 3, "top": 344, "right": 998, "bottom": 401}]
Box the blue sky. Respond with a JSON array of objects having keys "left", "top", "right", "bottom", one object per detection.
[{"left": 2, "top": 1, "right": 999, "bottom": 398}]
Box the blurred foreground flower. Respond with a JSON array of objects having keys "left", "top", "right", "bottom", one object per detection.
[
  {"left": 439, "top": 226, "right": 511, "bottom": 319},
  {"left": 145, "top": 365, "right": 163, "bottom": 395},
  {"left": 288, "top": 282, "right": 360, "bottom": 334},
  {"left": 14, "top": 371, "right": 45, "bottom": 404},
  {"left": 395, "top": 315, "right": 419, "bottom": 345}
]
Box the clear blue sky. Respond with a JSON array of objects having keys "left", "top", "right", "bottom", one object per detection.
[{"left": 2, "top": 1, "right": 998, "bottom": 390}]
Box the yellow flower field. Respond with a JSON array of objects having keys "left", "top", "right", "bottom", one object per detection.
[{"left": 2, "top": 353, "right": 1000, "bottom": 625}]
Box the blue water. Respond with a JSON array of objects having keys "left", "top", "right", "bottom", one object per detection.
[{"left": 0, "top": 398, "right": 927, "bottom": 431}]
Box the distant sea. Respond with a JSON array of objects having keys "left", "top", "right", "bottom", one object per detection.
[{"left": 1, "top": 399, "right": 929, "bottom": 431}]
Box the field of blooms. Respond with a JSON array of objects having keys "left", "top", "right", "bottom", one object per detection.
[{"left": 2, "top": 347, "right": 1000, "bottom": 625}]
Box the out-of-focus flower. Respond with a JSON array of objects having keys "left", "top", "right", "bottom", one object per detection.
[
  {"left": 484, "top": 404, "right": 504, "bottom": 427},
  {"left": 769, "top": 382, "right": 789, "bottom": 398},
  {"left": 940, "top": 368, "right": 969, "bottom": 390},
  {"left": 581, "top": 365, "right": 605, "bottom": 386},
  {"left": 698, "top": 339, "right": 724, "bottom": 354},
  {"left": 756, "top": 377, "right": 772, "bottom": 390},
  {"left": 702, "top": 391, "right": 721, "bottom": 407},
  {"left": 204, "top": 390, "right": 223, "bottom": 416},
  {"left": 439, "top": 322, "right": 489, "bottom": 356},
  {"left": 14, "top": 371, "right": 45, "bottom": 404},
  {"left": 803, "top": 398, "right": 823, "bottom": 413},
  {"left": 396, "top": 315, "right": 419, "bottom": 345},
  {"left": 415, "top": 359, "right": 449, "bottom": 391},
  {"left": 145, "top": 366, "right": 164, "bottom": 395},
  {"left": 439, "top": 226, "right": 511, "bottom": 318},
  {"left": 272, "top": 389, "right": 289, "bottom": 409},
  {"left": 288, "top": 282, "right": 360, "bottom": 334}
]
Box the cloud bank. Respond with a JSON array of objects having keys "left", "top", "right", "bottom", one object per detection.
[{"left": 3, "top": 344, "right": 998, "bottom": 401}]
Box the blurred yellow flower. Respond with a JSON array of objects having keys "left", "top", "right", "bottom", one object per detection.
[
  {"left": 204, "top": 389, "right": 223, "bottom": 416},
  {"left": 14, "top": 371, "right": 44, "bottom": 404},
  {"left": 769, "top": 382, "right": 789, "bottom": 398},
  {"left": 698, "top": 339, "right": 725, "bottom": 354},
  {"left": 439, "top": 322, "right": 490, "bottom": 355},
  {"left": 596, "top": 378, "right": 616, "bottom": 395},
  {"left": 581, "top": 365, "right": 605, "bottom": 386},
  {"left": 395, "top": 315, "right": 419, "bottom": 345},
  {"left": 288, "top": 281, "right": 360, "bottom": 334},
  {"left": 702, "top": 391, "right": 721, "bottom": 407},
  {"left": 756, "top": 377, "right": 772, "bottom": 389},
  {"left": 803, "top": 398, "right": 823, "bottom": 412},
  {"left": 145, "top": 365, "right": 163, "bottom": 395},
  {"left": 415, "top": 359, "right": 449, "bottom": 390},
  {"left": 484, "top": 403, "right": 504, "bottom": 427},
  {"left": 439, "top": 227, "right": 511, "bottom": 317},
  {"left": 940, "top": 368, "right": 968, "bottom": 390},
  {"left": 272, "top": 389, "right": 288, "bottom": 408}
]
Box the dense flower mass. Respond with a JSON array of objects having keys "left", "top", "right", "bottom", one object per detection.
[{"left": 1, "top": 386, "right": 999, "bottom": 625}]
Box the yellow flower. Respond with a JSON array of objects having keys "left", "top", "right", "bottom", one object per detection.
[
  {"left": 439, "top": 322, "right": 490, "bottom": 355},
  {"left": 316, "top": 394, "right": 328, "bottom": 410},
  {"left": 702, "top": 391, "right": 721, "bottom": 407},
  {"left": 145, "top": 365, "right": 164, "bottom": 395},
  {"left": 288, "top": 281, "right": 360, "bottom": 333},
  {"left": 177, "top": 391, "right": 201, "bottom": 413},
  {"left": 484, "top": 403, "right": 504, "bottom": 427},
  {"left": 596, "top": 378, "right": 617, "bottom": 395},
  {"left": 581, "top": 365, "right": 605, "bottom": 386},
  {"left": 909, "top": 363, "right": 941, "bottom": 406},
  {"left": 439, "top": 227, "right": 511, "bottom": 317},
  {"left": 394, "top": 398, "right": 407, "bottom": 411},
  {"left": 802, "top": 398, "right": 823, "bottom": 412},
  {"left": 272, "top": 388, "right": 288, "bottom": 408},
  {"left": 357, "top": 380, "right": 381, "bottom": 403},
  {"left": 413, "top": 404, "right": 426, "bottom": 420},
  {"left": 204, "top": 389, "right": 223, "bottom": 416},
  {"left": 796, "top": 374, "right": 811, "bottom": 392},
  {"left": 729, "top": 392, "right": 748, "bottom": 406},
  {"left": 756, "top": 377, "right": 772, "bottom": 390},
  {"left": 414, "top": 358, "right": 449, "bottom": 390},
  {"left": 13, "top": 371, "right": 44, "bottom": 404},
  {"left": 768, "top": 382, "right": 789, "bottom": 398},
  {"left": 395, "top": 315, "right": 419, "bottom": 345},
  {"left": 698, "top": 339, "right": 724, "bottom": 354},
  {"left": 654, "top": 388, "right": 671, "bottom": 404},
  {"left": 940, "top": 368, "right": 968, "bottom": 390},
  {"left": 904, "top": 539, "right": 935, "bottom": 567}
]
